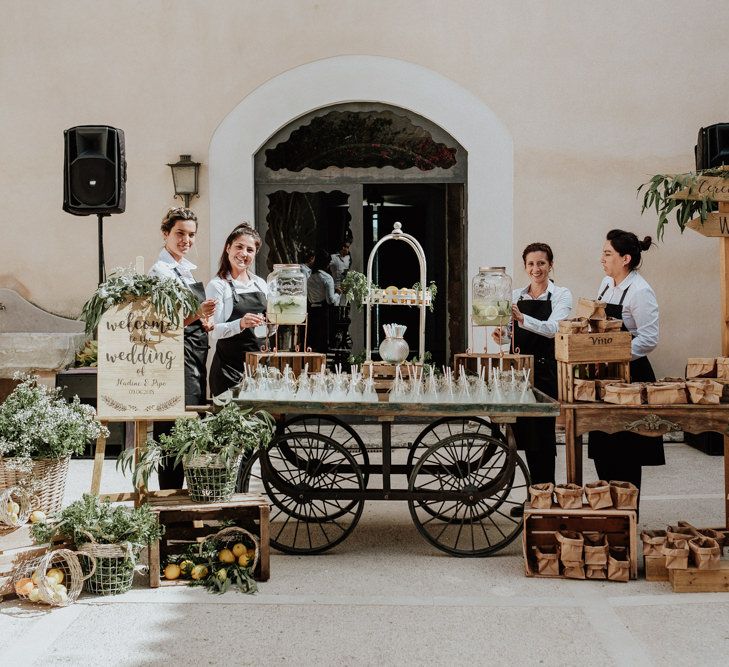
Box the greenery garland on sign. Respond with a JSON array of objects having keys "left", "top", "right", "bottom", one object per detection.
[
  {"left": 80, "top": 267, "right": 200, "bottom": 335},
  {"left": 638, "top": 167, "right": 729, "bottom": 240}
]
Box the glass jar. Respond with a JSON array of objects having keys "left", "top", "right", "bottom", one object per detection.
[
  {"left": 472, "top": 266, "right": 512, "bottom": 326},
  {"left": 379, "top": 336, "right": 409, "bottom": 364},
  {"left": 266, "top": 264, "right": 307, "bottom": 325}
]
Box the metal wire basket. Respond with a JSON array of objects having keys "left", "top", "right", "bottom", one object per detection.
[
  {"left": 76, "top": 532, "right": 140, "bottom": 596},
  {"left": 183, "top": 453, "right": 243, "bottom": 503}
]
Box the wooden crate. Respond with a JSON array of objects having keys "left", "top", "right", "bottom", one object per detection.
[
  {"left": 246, "top": 351, "right": 326, "bottom": 377},
  {"left": 147, "top": 492, "right": 270, "bottom": 587},
  {"left": 0, "top": 525, "right": 65, "bottom": 598},
  {"left": 523, "top": 505, "right": 637, "bottom": 580},
  {"left": 362, "top": 361, "right": 423, "bottom": 398},
  {"left": 555, "top": 332, "right": 632, "bottom": 363},
  {"left": 644, "top": 555, "right": 669, "bottom": 582},
  {"left": 669, "top": 561, "right": 729, "bottom": 592},
  {"left": 453, "top": 353, "right": 534, "bottom": 385},
  {"left": 557, "top": 361, "right": 630, "bottom": 403}
]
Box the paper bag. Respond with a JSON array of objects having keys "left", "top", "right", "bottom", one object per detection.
[
  {"left": 645, "top": 382, "right": 688, "bottom": 405},
  {"left": 586, "top": 565, "right": 607, "bottom": 579},
  {"left": 575, "top": 298, "right": 606, "bottom": 321},
  {"left": 572, "top": 379, "right": 597, "bottom": 402},
  {"left": 562, "top": 561, "right": 586, "bottom": 579},
  {"left": 686, "top": 357, "right": 716, "bottom": 378},
  {"left": 609, "top": 480, "right": 638, "bottom": 510},
  {"left": 589, "top": 317, "right": 623, "bottom": 333},
  {"left": 583, "top": 531, "right": 609, "bottom": 566},
  {"left": 584, "top": 480, "right": 612, "bottom": 509},
  {"left": 554, "top": 483, "right": 584, "bottom": 509},
  {"left": 686, "top": 379, "right": 723, "bottom": 404},
  {"left": 694, "top": 528, "right": 726, "bottom": 550},
  {"left": 558, "top": 318, "right": 589, "bottom": 334},
  {"left": 602, "top": 383, "right": 644, "bottom": 405},
  {"left": 528, "top": 482, "right": 554, "bottom": 509},
  {"left": 556, "top": 530, "right": 584, "bottom": 562},
  {"left": 716, "top": 357, "right": 729, "bottom": 380},
  {"left": 607, "top": 546, "right": 630, "bottom": 582},
  {"left": 688, "top": 536, "right": 721, "bottom": 570},
  {"left": 640, "top": 529, "right": 667, "bottom": 557},
  {"left": 662, "top": 538, "right": 689, "bottom": 570},
  {"left": 595, "top": 379, "right": 624, "bottom": 401},
  {"left": 534, "top": 544, "right": 560, "bottom": 576}
]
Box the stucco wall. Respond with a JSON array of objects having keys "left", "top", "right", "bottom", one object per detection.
[{"left": 1, "top": 0, "right": 727, "bottom": 376}]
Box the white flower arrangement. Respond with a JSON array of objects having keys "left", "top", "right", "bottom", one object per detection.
[{"left": 0, "top": 374, "right": 109, "bottom": 467}]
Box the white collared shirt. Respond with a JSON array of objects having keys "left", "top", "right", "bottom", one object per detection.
[
  {"left": 328, "top": 253, "right": 351, "bottom": 286},
  {"left": 597, "top": 271, "right": 659, "bottom": 360},
  {"left": 206, "top": 272, "right": 269, "bottom": 342},
  {"left": 513, "top": 282, "right": 573, "bottom": 339},
  {"left": 308, "top": 269, "right": 340, "bottom": 306},
  {"left": 148, "top": 248, "right": 198, "bottom": 286}
]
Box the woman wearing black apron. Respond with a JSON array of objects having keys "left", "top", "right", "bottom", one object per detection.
[
  {"left": 588, "top": 229, "right": 661, "bottom": 497},
  {"left": 148, "top": 207, "right": 217, "bottom": 488},
  {"left": 495, "top": 243, "right": 573, "bottom": 516},
  {"left": 206, "top": 224, "right": 270, "bottom": 397}
]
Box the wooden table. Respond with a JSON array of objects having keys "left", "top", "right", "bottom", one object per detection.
[{"left": 562, "top": 403, "right": 729, "bottom": 527}]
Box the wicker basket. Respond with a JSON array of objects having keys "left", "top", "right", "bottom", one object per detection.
[
  {"left": 184, "top": 453, "right": 243, "bottom": 503},
  {"left": 0, "top": 486, "right": 35, "bottom": 527},
  {"left": 199, "top": 525, "right": 260, "bottom": 573},
  {"left": 0, "top": 456, "right": 70, "bottom": 515},
  {"left": 12, "top": 548, "right": 95, "bottom": 606},
  {"left": 77, "top": 532, "right": 140, "bottom": 596}
]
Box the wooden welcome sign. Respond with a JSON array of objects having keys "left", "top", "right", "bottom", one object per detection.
[
  {"left": 97, "top": 298, "right": 186, "bottom": 420},
  {"left": 670, "top": 176, "right": 729, "bottom": 202}
]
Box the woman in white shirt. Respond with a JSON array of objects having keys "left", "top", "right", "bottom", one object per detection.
[
  {"left": 307, "top": 248, "right": 341, "bottom": 353},
  {"left": 206, "top": 224, "right": 270, "bottom": 397},
  {"left": 148, "top": 207, "right": 216, "bottom": 487},
  {"left": 495, "top": 243, "right": 572, "bottom": 506},
  {"left": 588, "top": 229, "right": 662, "bottom": 494}
]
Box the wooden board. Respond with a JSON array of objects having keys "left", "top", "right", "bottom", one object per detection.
[
  {"left": 523, "top": 505, "right": 637, "bottom": 580},
  {"left": 668, "top": 560, "right": 729, "bottom": 592},
  {"left": 97, "top": 298, "right": 186, "bottom": 420},
  {"left": 555, "top": 332, "right": 632, "bottom": 363},
  {"left": 147, "top": 492, "right": 270, "bottom": 587},
  {"left": 246, "top": 351, "right": 325, "bottom": 378},
  {"left": 669, "top": 176, "right": 729, "bottom": 203},
  {"left": 686, "top": 211, "right": 729, "bottom": 237},
  {"left": 557, "top": 361, "right": 630, "bottom": 403}
]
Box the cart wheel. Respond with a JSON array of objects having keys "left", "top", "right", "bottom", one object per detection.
[
  {"left": 406, "top": 417, "right": 504, "bottom": 472},
  {"left": 236, "top": 450, "right": 263, "bottom": 494},
  {"left": 281, "top": 415, "right": 370, "bottom": 487},
  {"left": 408, "top": 433, "right": 527, "bottom": 556},
  {"left": 261, "top": 432, "right": 365, "bottom": 555}
]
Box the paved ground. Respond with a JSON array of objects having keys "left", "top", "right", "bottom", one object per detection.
[{"left": 1, "top": 432, "right": 728, "bottom": 666}]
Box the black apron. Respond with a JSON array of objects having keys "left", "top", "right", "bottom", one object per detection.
[
  {"left": 174, "top": 270, "right": 209, "bottom": 406},
  {"left": 209, "top": 280, "right": 267, "bottom": 397},
  {"left": 510, "top": 292, "right": 557, "bottom": 456},
  {"left": 587, "top": 284, "right": 665, "bottom": 466}
]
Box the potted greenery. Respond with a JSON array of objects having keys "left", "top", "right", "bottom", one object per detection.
[
  {"left": 121, "top": 403, "right": 274, "bottom": 503},
  {"left": 80, "top": 267, "right": 200, "bottom": 335},
  {"left": 0, "top": 374, "right": 109, "bottom": 514},
  {"left": 31, "top": 494, "right": 163, "bottom": 596}
]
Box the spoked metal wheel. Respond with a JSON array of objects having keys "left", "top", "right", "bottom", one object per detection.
[
  {"left": 281, "top": 415, "right": 370, "bottom": 487},
  {"left": 259, "top": 432, "right": 365, "bottom": 554},
  {"left": 408, "top": 433, "right": 529, "bottom": 556},
  {"left": 406, "top": 417, "right": 504, "bottom": 471}
]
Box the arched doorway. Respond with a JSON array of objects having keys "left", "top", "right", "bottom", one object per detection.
[
  {"left": 255, "top": 104, "right": 466, "bottom": 365},
  {"left": 209, "top": 55, "right": 514, "bottom": 363}
]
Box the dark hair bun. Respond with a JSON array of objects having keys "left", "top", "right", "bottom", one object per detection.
[{"left": 640, "top": 236, "right": 652, "bottom": 251}]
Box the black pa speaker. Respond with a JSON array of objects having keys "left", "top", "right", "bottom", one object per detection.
[
  {"left": 695, "top": 123, "right": 729, "bottom": 171},
  {"left": 63, "top": 125, "right": 126, "bottom": 215}
]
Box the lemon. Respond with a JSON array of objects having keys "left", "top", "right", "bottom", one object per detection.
[
  {"left": 46, "top": 568, "right": 64, "bottom": 585},
  {"left": 28, "top": 587, "right": 41, "bottom": 603},
  {"left": 218, "top": 548, "right": 235, "bottom": 564},
  {"left": 232, "top": 543, "right": 246, "bottom": 558},
  {"left": 31, "top": 569, "right": 42, "bottom": 585},
  {"left": 163, "top": 563, "right": 181, "bottom": 581},
  {"left": 484, "top": 305, "right": 499, "bottom": 319},
  {"left": 30, "top": 510, "right": 46, "bottom": 524},
  {"left": 14, "top": 578, "right": 33, "bottom": 597},
  {"left": 179, "top": 559, "right": 194, "bottom": 576},
  {"left": 237, "top": 553, "right": 252, "bottom": 567},
  {"left": 190, "top": 564, "right": 208, "bottom": 581},
  {"left": 216, "top": 569, "right": 227, "bottom": 582}
]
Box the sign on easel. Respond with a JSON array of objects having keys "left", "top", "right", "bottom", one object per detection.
[{"left": 97, "top": 298, "right": 186, "bottom": 419}]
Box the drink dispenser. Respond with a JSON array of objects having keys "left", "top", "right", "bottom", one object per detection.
[
  {"left": 266, "top": 264, "right": 307, "bottom": 325},
  {"left": 471, "top": 267, "right": 512, "bottom": 326}
]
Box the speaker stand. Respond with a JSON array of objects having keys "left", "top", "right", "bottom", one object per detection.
[{"left": 97, "top": 213, "right": 108, "bottom": 285}]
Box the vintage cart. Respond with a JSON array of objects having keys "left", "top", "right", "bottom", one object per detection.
[{"left": 231, "top": 394, "right": 559, "bottom": 557}]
